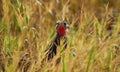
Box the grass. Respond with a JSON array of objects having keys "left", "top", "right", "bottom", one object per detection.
[{"left": 0, "top": 0, "right": 120, "bottom": 72}]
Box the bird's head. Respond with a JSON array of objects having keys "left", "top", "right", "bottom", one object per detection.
[{"left": 56, "top": 20, "right": 69, "bottom": 36}]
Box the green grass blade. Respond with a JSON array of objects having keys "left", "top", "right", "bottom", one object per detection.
[{"left": 86, "top": 46, "right": 94, "bottom": 72}]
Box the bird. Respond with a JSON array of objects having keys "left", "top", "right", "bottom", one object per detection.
[{"left": 40, "top": 20, "right": 69, "bottom": 70}]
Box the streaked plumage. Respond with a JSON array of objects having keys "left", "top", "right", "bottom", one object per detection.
[{"left": 40, "top": 20, "right": 69, "bottom": 70}]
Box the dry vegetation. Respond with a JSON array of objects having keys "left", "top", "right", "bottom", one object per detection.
[{"left": 0, "top": 0, "right": 120, "bottom": 72}]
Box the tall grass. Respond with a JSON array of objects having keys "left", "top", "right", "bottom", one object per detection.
[{"left": 0, "top": 0, "right": 120, "bottom": 72}]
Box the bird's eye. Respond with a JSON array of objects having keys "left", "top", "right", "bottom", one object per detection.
[
  {"left": 56, "top": 22, "right": 59, "bottom": 25},
  {"left": 64, "top": 22, "right": 66, "bottom": 26},
  {"left": 55, "top": 22, "right": 59, "bottom": 29}
]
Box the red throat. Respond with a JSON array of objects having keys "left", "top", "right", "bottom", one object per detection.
[{"left": 57, "top": 25, "right": 65, "bottom": 36}]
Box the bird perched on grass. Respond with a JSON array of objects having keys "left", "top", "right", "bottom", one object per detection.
[{"left": 40, "top": 20, "right": 69, "bottom": 69}]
